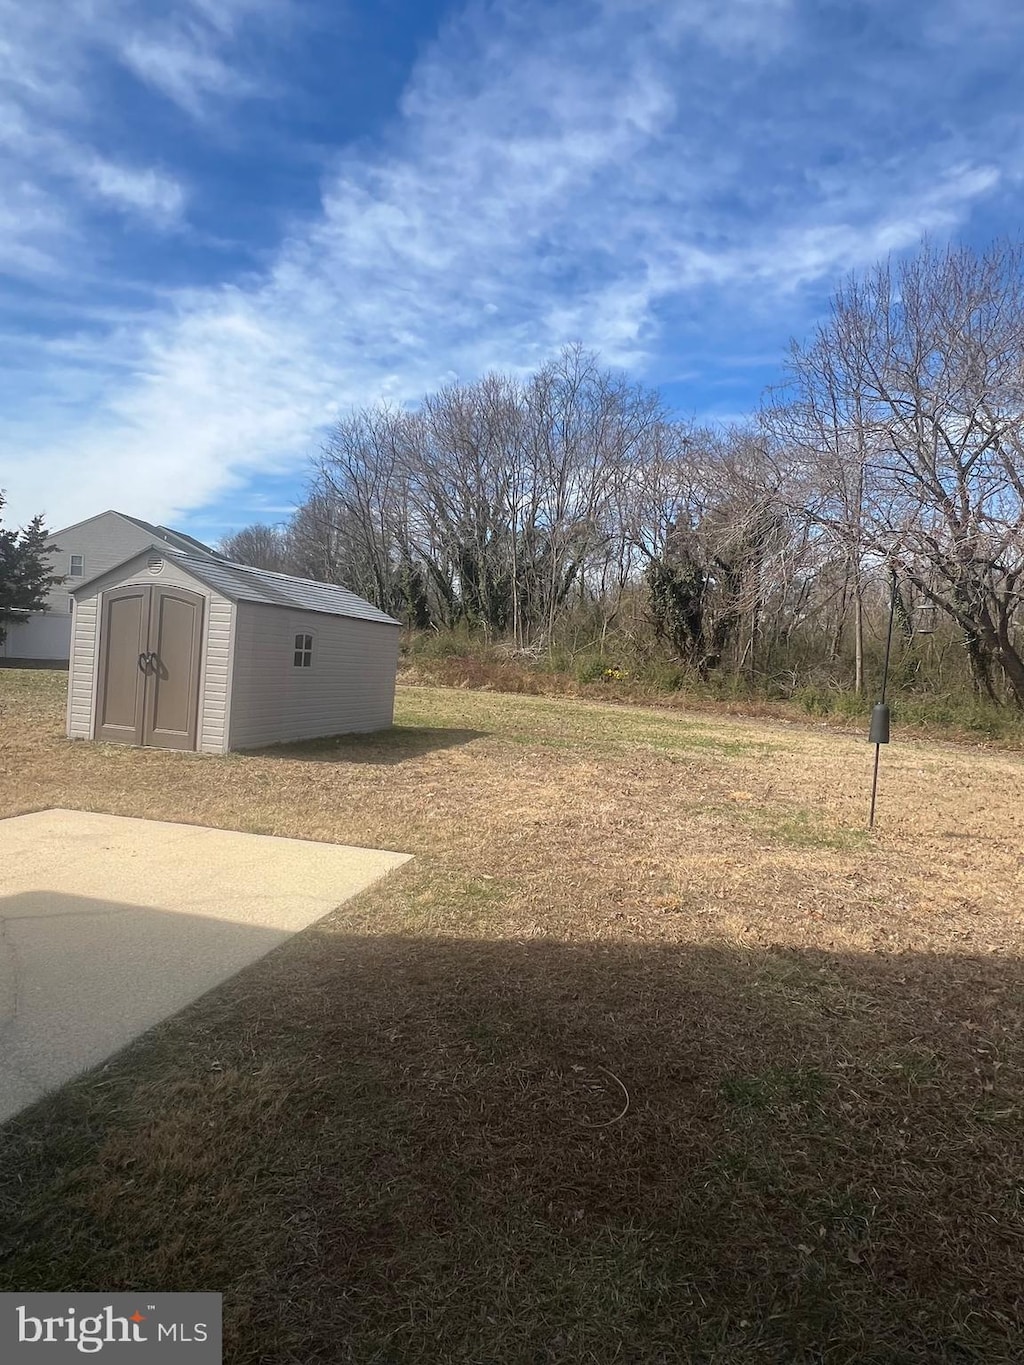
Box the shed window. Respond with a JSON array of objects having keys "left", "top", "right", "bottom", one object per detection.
[
  {"left": 69, "top": 554, "right": 84, "bottom": 577},
  {"left": 293, "top": 633, "right": 313, "bottom": 668}
]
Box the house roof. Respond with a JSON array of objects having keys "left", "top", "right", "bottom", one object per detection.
[
  {"left": 72, "top": 546, "right": 401, "bottom": 626},
  {"left": 116, "top": 514, "right": 222, "bottom": 559},
  {"left": 44, "top": 510, "right": 220, "bottom": 559}
]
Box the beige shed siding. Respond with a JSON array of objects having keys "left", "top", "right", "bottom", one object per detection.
[
  {"left": 66, "top": 596, "right": 99, "bottom": 739},
  {"left": 228, "top": 602, "right": 398, "bottom": 749},
  {"left": 66, "top": 554, "right": 235, "bottom": 753},
  {"left": 199, "top": 593, "right": 234, "bottom": 753}
]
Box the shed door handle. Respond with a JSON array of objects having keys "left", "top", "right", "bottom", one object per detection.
[
  {"left": 138, "top": 653, "right": 148, "bottom": 673},
  {"left": 138, "top": 652, "right": 157, "bottom": 673}
]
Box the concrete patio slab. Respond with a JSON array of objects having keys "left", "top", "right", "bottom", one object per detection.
[{"left": 0, "top": 808, "right": 411, "bottom": 1125}]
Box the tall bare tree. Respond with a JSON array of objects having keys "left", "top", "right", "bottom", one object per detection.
[
  {"left": 772, "top": 241, "right": 1024, "bottom": 705},
  {"left": 220, "top": 523, "right": 296, "bottom": 574}
]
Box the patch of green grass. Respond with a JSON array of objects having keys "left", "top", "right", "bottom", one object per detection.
[
  {"left": 803, "top": 1188, "right": 877, "bottom": 1238},
  {"left": 394, "top": 868, "right": 512, "bottom": 933},
  {"left": 456, "top": 690, "right": 778, "bottom": 761},
  {"left": 769, "top": 811, "right": 869, "bottom": 850},
  {"left": 501, "top": 726, "right": 773, "bottom": 760},
  {"left": 715, "top": 801, "right": 869, "bottom": 850},
  {"left": 893, "top": 1050, "right": 941, "bottom": 1087},
  {"left": 635, "top": 732, "right": 778, "bottom": 758},
  {"left": 707, "top": 1145, "right": 787, "bottom": 1190},
  {"left": 866, "top": 1046, "right": 942, "bottom": 1089},
  {"left": 750, "top": 956, "right": 883, "bottom": 1028},
  {"left": 719, "top": 1066, "right": 830, "bottom": 1111}
]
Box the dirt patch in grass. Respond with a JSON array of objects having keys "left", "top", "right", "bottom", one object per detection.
[{"left": 2, "top": 672, "right": 1023, "bottom": 1362}]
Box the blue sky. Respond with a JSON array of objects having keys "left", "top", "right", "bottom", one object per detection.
[{"left": 2, "top": 0, "right": 1023, "bottom": 542}]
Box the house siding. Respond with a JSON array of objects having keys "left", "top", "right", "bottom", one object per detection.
[
  {"left": 67, "top": 554, "right": 234, "bottom": 753},
  {"left": 46, "top": 514, "right": 172, "bottom": 619},
  {"left": 8, "top": 511, "right": 213, "bottom": 662},
  {"left": 228, "top": 601, "right": 398, "bottom": 749}
]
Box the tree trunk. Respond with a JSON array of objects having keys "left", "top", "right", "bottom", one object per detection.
[
  {"left": 964, "top": 628, "right": 1000, "bottom": 704},
  {"left": 853, "top": 582, "right": 864, "bottom": 696},
  {"left": 996, "top": 640, "right": 1024, "bottom": 709}
]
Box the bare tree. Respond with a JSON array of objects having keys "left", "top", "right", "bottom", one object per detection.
[
  {"left": 773, "top": 241, "right": 1024, "bottom": 705},
  {"left": 248, "top": 265, "right": 1024, "bottom": 706},
  {"left": 220, "top": 523, "right": 296, "bottom": 574},
  {"left": 303, "top": 348, "right": 669, "bottom": 642}
]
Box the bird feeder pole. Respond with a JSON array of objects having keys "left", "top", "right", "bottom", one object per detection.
[{"left": 868, "top": 565, "right": 898, "bottom": 828}]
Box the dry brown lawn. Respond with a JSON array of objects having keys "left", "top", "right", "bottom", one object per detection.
[{"left": 1, "top": 668, "right": 1023, "bottom": 1363}]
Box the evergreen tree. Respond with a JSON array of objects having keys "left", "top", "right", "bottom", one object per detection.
[{"left": 0, "top": 492, "right": 61, "bottom": 646}]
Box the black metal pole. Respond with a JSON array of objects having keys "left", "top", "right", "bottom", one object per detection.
[
  {"left": 868, "top": 567, "right": 899, "bottom": 828},
  {"left": 869, "top": 742, "right": 882, "bottom": 828}
]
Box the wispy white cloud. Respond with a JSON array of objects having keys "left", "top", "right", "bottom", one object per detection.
[
  {"left": 742, "top": 163, "right": 1003, "bottom": 290},
  {"left": 641, "top": 0, "right": 796, "bottom": 54},
  {"left": 74, "top": 158, "right": 187, "bottom": 224},
  {"left": 0, "top": 0, "right": 275, "bottom": 278},
  {"left": 119, "top": 30, "right": 255, "bottom": 118},
  {"left": 0, "top": 0, "right": 1019, "bottom": 532},
  {"left": 0, "top": 181, "right": 69, "bottom": 277},
  {"left": 117, "top": 0, "right": 286, "bottom": 118}
]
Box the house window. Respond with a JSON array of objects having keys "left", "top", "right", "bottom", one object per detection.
[
  {"left": 293, "top": 633, "right": 313, "bottom": 667},
  {"left": 69, "top": 554, "right": 84, "bottom": 577}
]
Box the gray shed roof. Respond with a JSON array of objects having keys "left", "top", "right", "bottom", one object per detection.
[
  {"left": 72, "top": 546, "right": 401, "bottom": 626},
  {"left": 177, "top": 554, "right": 401, "bottom": 624}
]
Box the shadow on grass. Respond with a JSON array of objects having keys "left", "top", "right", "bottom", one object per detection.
[
  {"left": 246, "top": 724, "right": 486, "bottom": 764},
  {"left": 1, "top": 928, "right": 1022, "bottom": 1363}
]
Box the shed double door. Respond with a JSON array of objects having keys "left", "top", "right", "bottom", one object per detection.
[{"left": 95, "top": 584, "right": 204, "bottom": 750}]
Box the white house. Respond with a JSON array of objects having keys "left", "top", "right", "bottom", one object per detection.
[
  {"left": 67, "top": 545, "right": 401, "bottom": 752},
  {"left": 1, "top": 510, "right": 219, "bottom": 663}
]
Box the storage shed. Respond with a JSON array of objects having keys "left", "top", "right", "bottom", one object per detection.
[{"left": 67, "top": 547, "right": 401, "bottom": 752}]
